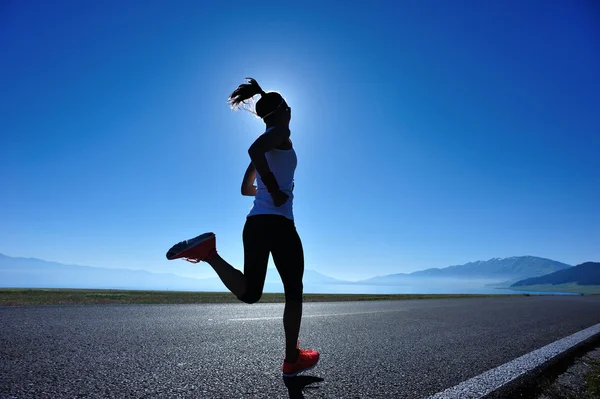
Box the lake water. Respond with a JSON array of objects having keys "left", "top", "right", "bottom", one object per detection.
[
  {"left": 259, "top": 279, "right": 580, "bottom": 296},
  {"left": 298, "top": 284, "right": 577, "bottom": 295}
]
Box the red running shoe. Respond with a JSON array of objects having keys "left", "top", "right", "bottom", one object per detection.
[
  {"left": 282, "top": 347, "right": 320, "bottom": 377},
  {"left": 166, "top": 232, "right": 216, "bottom": 263}
]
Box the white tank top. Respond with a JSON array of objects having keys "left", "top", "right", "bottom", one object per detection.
[{"left": 247, "top": 129, "right": 297, "bottom": 220}]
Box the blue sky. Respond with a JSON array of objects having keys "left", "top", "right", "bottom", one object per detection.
[{"left": 1, "top": 0, "right": 598, "bottom": 281}]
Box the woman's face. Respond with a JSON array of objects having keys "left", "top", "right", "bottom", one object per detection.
[{"left": 282, "top": 103, "right": 291, "bottom": 124}]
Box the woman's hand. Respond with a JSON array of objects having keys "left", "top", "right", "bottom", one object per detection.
[
  {"left": 242, "top": 185, "right": 257, "bottom": 197},
  {"left": 271, "top": 189, "right": 289, "bottom": 207}
]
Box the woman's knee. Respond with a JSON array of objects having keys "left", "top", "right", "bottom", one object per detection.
[
  {"left": 284, "top": 283, "right": 303, "bottom": 302},
  {"left": 238, "top": 290, "right": 262, "bottom": 304}
]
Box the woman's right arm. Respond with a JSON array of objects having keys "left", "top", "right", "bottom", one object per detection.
[
  {"left": 248, "top": 127, "right": 290, "bottom": 206},
  {"left": 241, "top": 162, "right": 257, "bottom": 196}
]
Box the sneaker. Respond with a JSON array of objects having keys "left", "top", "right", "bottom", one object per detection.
[
  {"left": 291, "top": 339, "right": 318, "bottom": 357},
  {"left": 282, "top": 347, "right": 320, "bottom": 377},
  {"left": 166, "top": 232, "right": 216, "bottom": 263},
  {"left": 294, "top": 339, "right": 316, "bottom": 355}
]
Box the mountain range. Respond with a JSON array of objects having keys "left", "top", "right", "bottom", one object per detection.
[
  {"left": 0, "top": 253, "right": 581, "bottom": 293},
  {"left": 355, "top": 256, "right": 570, "bottom": 286},
  {"left": 512, "top": 262, "right": 600, "bottom": 287}
]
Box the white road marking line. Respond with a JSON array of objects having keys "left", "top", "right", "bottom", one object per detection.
[
  {"left": 428, "top": 322, "right": 600, "bottom": 399},
  {"left": 229, "top": 309, "right": 405, "bottom": 321}
]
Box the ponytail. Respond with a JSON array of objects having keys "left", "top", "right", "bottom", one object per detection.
[
  {"left": 228, "top": 77, "right": 285, "bottom": 119},
  {"left": 228, "top": 78, "right": 265, "bottom": 111}
]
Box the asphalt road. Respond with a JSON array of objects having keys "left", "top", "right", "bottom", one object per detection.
[{"left": 1, "top": 296, "right": 600, "bottom": 399}]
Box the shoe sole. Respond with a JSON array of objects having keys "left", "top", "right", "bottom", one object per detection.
[
  {"left": 166, "top": 232, "right": 215, "bottom": 260},
  {"left": 281, "top": 359, "right": 319, "bottom": 378}
]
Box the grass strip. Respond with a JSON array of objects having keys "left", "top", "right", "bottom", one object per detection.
[{"left": 0, "top": 288, "right": 525, "bottom": 306}]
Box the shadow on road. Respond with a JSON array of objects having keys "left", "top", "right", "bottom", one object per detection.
[{"left": 283, "top": 375, "right": 324, "bottom": 399}]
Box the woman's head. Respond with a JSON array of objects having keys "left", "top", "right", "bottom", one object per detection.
[{"left": 228, "top": 78, "right": 291, "bottom": 126}]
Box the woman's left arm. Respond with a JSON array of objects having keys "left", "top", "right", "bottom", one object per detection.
[{"left": 241, "top": 162, "right": 257, "bottom": 196}]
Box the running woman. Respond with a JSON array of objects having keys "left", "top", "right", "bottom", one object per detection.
[{"left": 166, "top": 78, "right": 319, "bottom": 377}]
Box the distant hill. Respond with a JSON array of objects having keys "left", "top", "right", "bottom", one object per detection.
[
  {"left": 0, "top": 253, "right": 349, "bottom": 291},
  {"left": 512, "top": 262, "right": 600, "bottom": 287},
  {"left": 0, "top": 253, "right": 210, "bottom": 291},
  {"left": 359, "top": 256, "right": 571, "bottom": 285}
]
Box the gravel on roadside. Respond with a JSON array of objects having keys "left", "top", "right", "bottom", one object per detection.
[{"left": 536, "top": 346, "right": 600, "bottom": 399}]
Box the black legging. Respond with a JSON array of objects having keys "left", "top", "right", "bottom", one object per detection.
[{"left": 238, "top": 214, "right": 304, "bottom": 304}]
